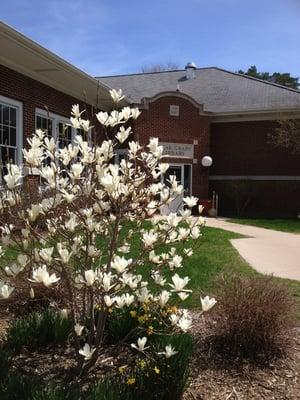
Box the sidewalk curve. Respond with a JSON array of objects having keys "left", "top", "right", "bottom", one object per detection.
[{"left": 205, "top": 218, "right": 300, "bottom": 281}]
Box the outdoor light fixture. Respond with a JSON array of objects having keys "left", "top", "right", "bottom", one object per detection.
[{"left": 201, "top": 156, "right": 213, "bottom": 167}]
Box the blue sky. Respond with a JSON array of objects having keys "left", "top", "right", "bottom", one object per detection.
[{"left": 1, "top": 0, "right": 300, "bottom": 77}]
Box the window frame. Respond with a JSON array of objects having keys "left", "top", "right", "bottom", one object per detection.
[
  {"left": 35, "top": 108, "right": 92, "bottom": 146},
  {"left": 0, "top": 95, "right": 23, "bottom": 186},
  {"left": 35, "top": 108, "right": 73, "bottom": 144},
  {"left": 0, "top": 95, "right": 23, "bottom": 166}
]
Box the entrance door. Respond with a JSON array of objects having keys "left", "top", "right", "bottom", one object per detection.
[{"left": 160, "top": 164, "right": 192, "bottom": 215}]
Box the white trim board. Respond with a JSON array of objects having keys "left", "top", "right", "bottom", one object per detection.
[
  {"left": 0, "top": 94, "right": 23, "bottom": 166},
  {"left": 209, "top": 176, "right": 300, "bottom": 181}
]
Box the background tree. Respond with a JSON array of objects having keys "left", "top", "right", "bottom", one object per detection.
[
  {"left": 269, "top": 118, "right": 300, "bottom": 155},
  {"left": 238, "top": 65, "right": 299, "bottom": 89},
  {"left": 140, "top": 61, "right": 179, "bottom": 73}
]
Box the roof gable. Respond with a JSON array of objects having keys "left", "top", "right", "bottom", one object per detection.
[{"left": 97, "top": 67, "right": 300, "bottom": 114}]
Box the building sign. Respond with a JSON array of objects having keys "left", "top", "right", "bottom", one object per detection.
[
  {"left": 160, "top": 142, "right": 194, "bottom": 159},
  {"left": 169, "top": 105, "right": 180, "bottom": 116}
]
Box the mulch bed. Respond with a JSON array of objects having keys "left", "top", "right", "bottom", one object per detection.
[
  {"left": 1, "top": 303, "right": 299, "bottom": 399},
  {"left": 183, "top": 312, "right": 300, "bottom": 400}
]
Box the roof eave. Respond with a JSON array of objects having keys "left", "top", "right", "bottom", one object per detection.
[{"left": 0, "top": 22, "right": 130, "bottom": 110}]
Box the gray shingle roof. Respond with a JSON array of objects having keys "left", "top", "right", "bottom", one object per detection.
[{"left": 97, "top": 67, "right": 300, "bottom": 114}]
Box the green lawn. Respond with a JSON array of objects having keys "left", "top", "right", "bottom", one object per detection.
[
  {"left": 113, "top": 223, "right": 300, "bottom": 310},
  {"left": 3, "top": 225, "right": 300, "bottom": 313},
  {"left": 172, "top": 226, "right": 300, "bottom": 309},
  {"left": 227, "top": 218, "right": 300, "bottom": 233}
]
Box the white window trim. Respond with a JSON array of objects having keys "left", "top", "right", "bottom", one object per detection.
[
  {"left": 0, "top": 95, "right": 23, "bottom": 167},
  {"left": 35, "top": 107, "right": 92, "bottom": 144},
  {"left": 35, "top": 108, "right": 72, "bottom": 142}
]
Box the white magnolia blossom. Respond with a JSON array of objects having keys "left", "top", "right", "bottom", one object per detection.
[
  {"left": 142, "top": 231, "right": 158, "bottom": 248},
  {"left": 71, "top": 104, "right": 84, "bottom": 119},
  {"left": 170, "top": 313, "right": 180, "bottom": 325},
  {"left": 74, "top": 323, "right": 85, "bottom": 336},
  {"left": 109, "top": 88, "right": 125, "bottom": 103},
  {"left": 5, "top": 263, "right": 24, "bottom": 277},
  {"left": 131, "top": 337, "right": 148, "bottom": 352},
  {"left": 3, "top": 164, "right": 22, "bottom": 190},
  {"left": 177, "top": 292, "right": 190, "bottom": 301},
  {"left": 158, "top": 345, "right": 178, "bottom": 358},
  {"left": 111, "top": 256, "right": 132, "bottom": 274},
  {"left": 104, "top": 295, "right": 114, "bottom": 307},
  {"left": 83, "top": 270, "right": 97, "bottom": 287},
  {"left": 39, "top": 247, "right": 54, "bottom": 263},
  {"left": 29, "top": 265, "right": 60, "bottom": 287},
  {"left": 79, "top": 343, "right": 96, "bottom": 361},
  {"left": 177, "top": 316, "right": 192, "bottom": 332},
  {"left": 158, "top": 290, "right": 171, "bottom": 307},
  {"left": 116, "top": 126, "right": 131, "bottom": 143},
  {"left": 183, "top": 196, "right": 198, "bottom": 208},
  {"left": 0, "top": 281, "right": 14, "bottom": 299},
  {"left": 201, "top": 296, "right": 217, "bottom": 312},
  {"left": 169, "top": 274, "right": 191, "bottom": 293},
  {"left": 57, "top": 244, "right": 71, "bottom": 264}
]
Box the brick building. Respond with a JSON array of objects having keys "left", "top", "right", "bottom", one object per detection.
[
  {"left": 1, "top": 22, "right": 300, "bottom": 216},
  {"left": 99, "top": 65, "right": 300, "bottom": 216}
]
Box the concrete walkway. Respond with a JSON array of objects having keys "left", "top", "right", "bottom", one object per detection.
[{"left": 205, "top": 218, "right": 300, "bottom": 281}]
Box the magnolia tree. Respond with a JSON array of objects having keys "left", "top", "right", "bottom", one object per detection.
[{"left": 0, "top": 89, "right": 216, "bottom": 375}]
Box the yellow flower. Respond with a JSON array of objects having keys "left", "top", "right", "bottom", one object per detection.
[
  {"left": 127, "top": 377, "right": 136, "bottom": 385},
  {"left": 147, "top": 326, "right": 154, "bottom": 335},
  {"left": 138, "top": 359, "right": 146, "bottom": 369},
  {"left": 118, "top": 366, "right": 126, "bottom": 374},
  {"left": 130, "top": 310, "right": 137, "bottom": 318},
  {"left": 108, "top": 308, "right": 113, "bottom": 313},
  {"left": 153, "top": 366, "right": 160, "bottom": 374}
]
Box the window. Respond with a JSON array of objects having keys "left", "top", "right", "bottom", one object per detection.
[
  {"left": 58, "top": 122, "right": 72, "bottom": 148},
  {"left": 36, "top": 109, "right": 70, "bottom": 143},
  {"left": 36, "top": 115, "right": 53, "bottom": 138},
  {"left": 0, "top": 96, "right": 22, "bottom": 185},
  {"left": 114, "top": 149, "right": 128, "bottom": 164},
  {"left": 35, "top": 108, "right": 92, "bottom": 147}
]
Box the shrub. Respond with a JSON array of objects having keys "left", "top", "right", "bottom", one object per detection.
[
  {"left": 213, "top": 274, "right": 296, "bottom": 360},
  {"left": 6, "top": 309, "right": 72, "bottom": 353}
]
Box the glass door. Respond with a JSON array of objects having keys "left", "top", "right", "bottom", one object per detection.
[{"left": 161, "top": 164, "right": 191, "bottom": 215}]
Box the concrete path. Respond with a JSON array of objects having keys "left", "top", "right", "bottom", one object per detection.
[{"left": 205, "top": 218, "right": 300, "bottom": 281}]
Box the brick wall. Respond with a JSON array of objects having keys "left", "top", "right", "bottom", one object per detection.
[
  {"left": 134, "top": 95, "right": 211, "bottom": 199},
  {"left": 0, "top": 64, "right": 103, "bottom": 145},
  {"left": 210, "top": 120, "right": 300, "bottom": 176},
  {"left": 209, "top": 120, "right": 300, "bottom": 216},
  {"left": 0, "top": 64, "right": 106, "bottom": 189}
]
